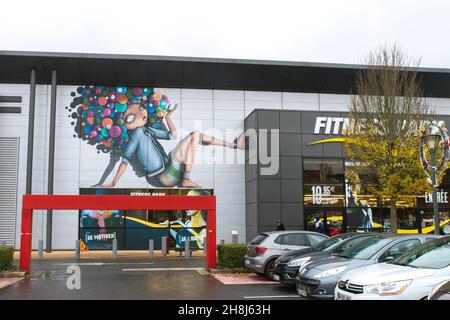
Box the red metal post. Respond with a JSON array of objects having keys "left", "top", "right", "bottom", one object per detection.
[
  {"left": 19, "top": 209, "right": 33, "bottom": 272},
  {"left": 206, "top": 209, "right": 217, "bottom": 270}
]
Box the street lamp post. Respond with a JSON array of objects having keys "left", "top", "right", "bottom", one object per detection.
[
  {"left": 427, "top": 137, "right": 440, "bottom": 236},
  {"left": 420, "top": 124, "right": 449, "bottom": 235}
]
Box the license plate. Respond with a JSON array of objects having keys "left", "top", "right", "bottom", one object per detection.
[
  {"left": 245, "top": 259, "right": 250, "bottom": 265},
  {"left": 336, "top": 292, "right": 351, "bottom": 300},
  {"left": 273, "top": 274, "right": 280, "bottom": 281}
]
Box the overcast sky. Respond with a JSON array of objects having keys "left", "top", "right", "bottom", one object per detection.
[{"left": 1, "top": 0, "right": 449, "bottom": 68}]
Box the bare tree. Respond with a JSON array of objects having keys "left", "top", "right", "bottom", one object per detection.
[{"left": 344, "top": 44, "right": 434, "bottom": 233}]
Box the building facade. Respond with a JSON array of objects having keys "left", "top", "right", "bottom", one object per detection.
[
  {"left": 244, "top": 110, "right": 450, "bottom": 242},
  {"left": 0, "top": 51, "right": 450, "bottom": 249}
]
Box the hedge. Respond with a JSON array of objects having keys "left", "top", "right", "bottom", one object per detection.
[
  {"left": 217, "top": 243, "right": 247, "bottom": 269},
  {"left": 0, "top": 245, "right": 14, "bottom": 271}
]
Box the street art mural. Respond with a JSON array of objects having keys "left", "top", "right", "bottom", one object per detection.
[
  {"left": 69, "top": 86, "right": 245, "bottom": 188},
  {"left": 68, "top": 86, "right": 235, "bottom": 249}
]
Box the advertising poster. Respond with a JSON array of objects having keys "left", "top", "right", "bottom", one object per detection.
[{"left": 78, "top": 187, "right": 212, "bottom": 250}]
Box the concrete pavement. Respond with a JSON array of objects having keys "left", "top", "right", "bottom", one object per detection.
[{"left": 0, "top": 256, "right": 303, "bottom": 300}]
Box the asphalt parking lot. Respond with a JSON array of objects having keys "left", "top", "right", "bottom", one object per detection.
[{"left": 0, "top": 257, "right": 304, "bottom": 300}]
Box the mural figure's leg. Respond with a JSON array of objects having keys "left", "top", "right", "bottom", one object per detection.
[
  {"left": 173, "top": 131, "right": 236, "bottom": 188},
  {"left": 93, "top": 153, "right": 120, "bottom": 186}
]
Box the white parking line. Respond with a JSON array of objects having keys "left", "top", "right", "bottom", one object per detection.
[
  {"left": 243, "top": 295, "right": 301, "bottom": 299},
  {"left": 54, "top": 262, "right": 155, "bottom": 266},
  {"left": 122, "top": 267, "right": 204, "bottom": 272},
  {"left": 54, "top": 263, "right": 105, "bottom": 266}
]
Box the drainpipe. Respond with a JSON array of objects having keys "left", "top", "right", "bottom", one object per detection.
[
  {"left": 46, "top": 70, "right": 57, "bottom": 252},
  {"left": 25, "top": 69, "right": 37, "bottom": 195}
]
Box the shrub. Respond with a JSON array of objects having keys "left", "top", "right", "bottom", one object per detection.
[
  {"left": 0, "top": 245, "right": 14, "bottom": 271},
  {"left": 217, "top": 244, "right": 247, "bottom": 269}
]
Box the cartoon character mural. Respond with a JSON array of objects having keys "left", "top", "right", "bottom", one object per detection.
[
  {"left": 69, "top": 86, "right": 239, "bottom": 249},
  {"left": 169, "top": 189, "right": 211, "bottom": 249},
  {"left": 69, "top": 86, "right": 245, "bottom": 188}
]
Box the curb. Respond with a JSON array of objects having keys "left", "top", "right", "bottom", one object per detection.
[
  {"left": 208, "top": 268, "right": 253, "bottom": 274},
  {"left": 0, "top": 271, "right": 26, "bottom": 278}
]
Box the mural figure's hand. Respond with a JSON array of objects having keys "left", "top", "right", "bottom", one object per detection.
[{"left": 166, "top": 103, "right": 179, "bottom": 119}]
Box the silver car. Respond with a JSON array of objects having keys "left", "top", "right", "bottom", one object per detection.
[
  {"left": 296, "top": 234, "right": 442, "bottom": 299},
  {"left": 244, "top": 231, "right": 328, "bottom": 280}
]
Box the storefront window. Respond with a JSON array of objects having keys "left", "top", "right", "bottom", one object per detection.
[
  {"left": 79, "top": 187, "right": 212, "bottom": 250},
  {"left": 397, "top": 208, "right": 418, "bottom": 230},
  {"left": 303, "top": 159, "right": 450, "bottom": 235},
  {"left": 303, "top": 159, "right": 344, "bottom": 184},
  {"left": 303, "top": 159, "right": 345, "bottom": 207},
  {"left": 344, "top": 162, "right": 379, "bottom": 208},
  {"left": 304, "top": 208, "right": 344, "bottom": 236},
  {"left": 382, "top": 196, "right": 416, "bottom": 209}
]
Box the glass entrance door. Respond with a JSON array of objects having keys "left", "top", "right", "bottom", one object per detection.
[
  {"left": 304, "top": 208, "right": 345, "bottom": 236},
  {"left": 418, "top": 209, "right": 450, "bottom": 235}
]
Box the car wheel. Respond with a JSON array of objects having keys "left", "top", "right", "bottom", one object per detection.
[{"left": 265, "top": 259, "right": 276, "bottom": 280}]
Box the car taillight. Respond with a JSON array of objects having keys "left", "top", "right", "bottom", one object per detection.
[{"left": 255, "top": 246, "right": 267, "bottom": 255}]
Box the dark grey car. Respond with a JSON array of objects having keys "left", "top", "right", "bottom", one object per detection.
[
  {"left": 273, "top": 233, "right": 379, "bottom": 285},
  {"left": 296, "top": 234, "right": 441, "bottom": 299}
]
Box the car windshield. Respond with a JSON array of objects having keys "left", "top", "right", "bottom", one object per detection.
[
  {"left": 338, "top": 237, "right": 392, "bottom": 260},
  {"left": 250, "top": 234, "right": 268, "bottom": 245},
  {"left": 312, "top": 234, "right": 351, "bottom": 251},
  {"left": 392, "top": 237, "right": 450, "bottom": 269}
]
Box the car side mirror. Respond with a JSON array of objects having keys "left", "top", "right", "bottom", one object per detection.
[{"left": 383, "top": 256, "right": 395, "bottom": 262}]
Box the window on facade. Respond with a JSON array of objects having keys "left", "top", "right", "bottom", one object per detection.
[
  {"left": 344, "top": 161, "right": 379, "bottom": 208},
  {"left": 303, "top": 159, "right": 344, "bottom": 184},
  {"left": 303, "top": 159, "right": 345, "bottom": 207}
]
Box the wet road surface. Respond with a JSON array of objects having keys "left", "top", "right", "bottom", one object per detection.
[{"left": 0, "top": 258, "right": 304, "bottom": 300}]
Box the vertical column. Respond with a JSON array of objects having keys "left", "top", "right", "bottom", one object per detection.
[
  {"left": 46, "top": 70, "right": 57, "bottom": 252},
  {"left": 148, "top": 239, "right": 154, "bottom": 260},
  {"left": 25, "top": 69, "right": 36, "bottom": 195},
  {"left": 161, "top": 236, "right": 167, "bottom": 256},
  {"left": 75, "top": 239, "right": 80, "bottom": 259},
  {"left": 19, "top": 208, "right": 33, "bottom": 272},
  {"left": 206, "top": 209, "right": 217, "bottom": 270}
]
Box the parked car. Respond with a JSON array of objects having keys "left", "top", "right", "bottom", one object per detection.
[
  {"left": 335, "top": 236, "right": 450, "bottom": 300},
  {"left": 429, "top": 280, "right": 450, "bottom": 300},
  {"left": 244, "top": 231, "right": 328, "bottom": 280},
  {"left": 295, "top": 234, "right": 440, "bottom": 299},
  {"left": 273, "top": 233, "right": 378, "bottom": 285}
]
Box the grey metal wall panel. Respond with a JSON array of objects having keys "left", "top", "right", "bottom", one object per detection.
[
  {"left": 280, "top": 111, "right": 302, "bottom": 133},
  {"left": 257, "top": 110, "right": 280, "bottom": 129},
  {"left": 258, "top": 203, "right": 281, "bottom": 226},
  {"left": 0, "top": 137, "right": 19, "bottom": 246},
  {"left": 301, "top": 112, "right": 322, "bottom": 133},
  {"left": 280, "top": 134, "right": 302, "bottom": 156},
  {"left": 323, "top": 135, "right": 344, "bottom": 157},
  {"left": 280, "top": 156, "right": 303, "bottom": 179},
  {"left": 281, "top": 180, "right": 303, "bottom": 203},
  {"left": 245, "top": 163, "right": 259, "bottom": 182},
  {"left": 245, "top": 180, "right": 258, "bottom": 204},
  {"left": 245, "top": 203, "right": 258, "bottom": 227},
  {"left": 301, "top": 134, "right": 323, "bottom": 157},
  {"left": 258, "top": 179, "right": 281, "bottom": 202},
  {"left": 281, "top": 203, "right": 303, "bottom": 227}
]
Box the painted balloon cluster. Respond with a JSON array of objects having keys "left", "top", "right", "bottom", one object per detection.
[{"left": 68, "top": 86, "right": 171, "bottom": 155}]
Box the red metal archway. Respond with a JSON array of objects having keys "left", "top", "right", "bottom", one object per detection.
[{"left": 19, "top": 194, "right": 216, "bottom": 272}]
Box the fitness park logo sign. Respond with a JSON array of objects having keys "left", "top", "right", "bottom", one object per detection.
[{"left": 313, "top": 116, "right": 447, "bottom": 136}]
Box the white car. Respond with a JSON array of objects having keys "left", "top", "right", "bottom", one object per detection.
[{"left": 335, "top": 236, "right": 450, "bottom": 300}]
